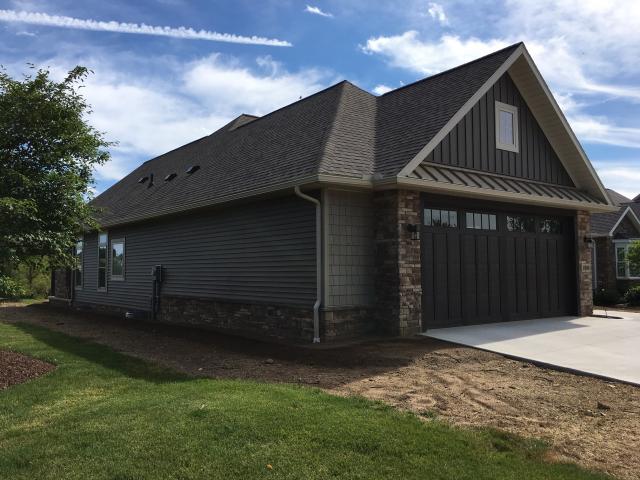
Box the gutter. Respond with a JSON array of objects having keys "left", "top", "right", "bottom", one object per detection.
[{"left": 294, "top": 186, "right": 322, "bottom": 344}]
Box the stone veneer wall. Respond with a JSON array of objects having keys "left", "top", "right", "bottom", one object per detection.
[
  {"left": 576, "top": 210, "right": 593, "bottom": 316},
  {"left": 322, "top": 307, "right": 374, "bottom": 340},
  {"left": 373, "top": 190, "right": 422, "bottom": 336},
  {"left": 158, "top": 295, "right": 314, "bottom": 343}
]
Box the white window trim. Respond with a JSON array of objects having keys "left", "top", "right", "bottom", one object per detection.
[
  {"left": 97, "top": 232, "right": 108, "bottom": 291},
  {"left": 613, "top": 239, "right": 640, "bottom": 280},
  {"left": 495, "top": 101, "right": 519, "bottom": 153},
  {"left": 110, "top": 238, "right": 126, "bottom": 281}
]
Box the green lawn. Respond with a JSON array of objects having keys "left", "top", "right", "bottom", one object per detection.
[{"left": 0, "top": 322, "right": 609, "bottom": 480}]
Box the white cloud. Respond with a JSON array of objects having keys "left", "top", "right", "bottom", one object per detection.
[
  {"left": 17, "top": 52, "right": 332, "bottom": 185},
  {"left": 427, "top": 3, "right": 448, "bottom": 25},
  {"left": 592, "top": 163, "right": 640, "bottom": 199},
  {"left": 305, "top": 5, "right": 333, "bottom": 18},
  {"left": 372, "top": 84, "right": 393, "bottom": 95},
  {"left": 362, "top": 33, "right": 507, "bottom": 75},
  {"left": 0, "top": 9, "right": 292, "bottom": 46},
  {"left": 568, "top": 115, "right": 640, "bottom": 150}
]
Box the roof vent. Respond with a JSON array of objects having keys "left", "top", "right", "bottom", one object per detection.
[
  {"left": 137, "top": 176, "right": 148, "bottom": 184},
  {"left": 185, "top": 165, "right": 200, "bottom": 174},
  {"left": 148, "top": 173, "right": 154, "bottom": 188},
  {"left": 164, "top": 173, "right": 177, "bottom": 182}
]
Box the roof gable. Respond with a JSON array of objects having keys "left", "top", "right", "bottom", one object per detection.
[
  {"left": 399, "top": 44, "right": 612, "bottom": 207},
  {"left": 418, "top": 71, "right": 574, "bottom": 186},
  {"left": 375, "top": 43, "right": 521, "bottom": 178}
]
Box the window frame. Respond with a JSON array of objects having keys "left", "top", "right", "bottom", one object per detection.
[
  {"left": 423, "top": 208, "right": 458, "bottom": 229},
  {"left": 74, "top": 239, "right": 84, "bottom": 289},
  {"left": 495, "top": 101, "right": 519, "bottom": 153},
  {"left": 97, "top": 232, "right": 108, "bottom": 291},
  {"left": 110, "top": 238, "right": 126, "bottom": 281},
  {"left": 614, "top": 240, "right": 640, "bottom": 280}
]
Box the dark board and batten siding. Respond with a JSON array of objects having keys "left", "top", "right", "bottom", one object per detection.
[
  {"left": 74, "top": 195, "right": 316, "bottom": 312},
  {"left": 425, "top": 72, "right": 574, "bottom": 187}
]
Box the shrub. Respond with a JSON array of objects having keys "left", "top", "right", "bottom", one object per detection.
[
  {"left": 0, "top": 275, "right": 28, "bottom": 300},
  {"left": 593, "top": 289, "right": 621, "bottom": 306},
  {"left": 624, "top": 286, "right": 640, "bottom": 306}
]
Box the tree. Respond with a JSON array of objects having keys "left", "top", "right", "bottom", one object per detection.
[
  {"left": 0, "top": 65, "right": 111, "bottom": 274},
  {"left": 627, "top": 240, "right": 640, "bottom": 277}
]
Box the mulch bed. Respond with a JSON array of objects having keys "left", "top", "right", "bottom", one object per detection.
[{"left": 0, "top": 350, "right": 55, "bottom": 390}]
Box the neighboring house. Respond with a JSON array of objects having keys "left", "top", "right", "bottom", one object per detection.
[
  {"left": 591, "top": 190, "right": 640, "bottom": 294},
  {"left": 51, "top": 42, "right": 616, "bottom": 343}
]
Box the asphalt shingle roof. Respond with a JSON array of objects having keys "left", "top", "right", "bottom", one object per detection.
[
  {"left": 592, "top": 189, "right": 639, "bottom": 236},
  {"left": 93, "top": 42, "right": 588, "bottom": 227}
]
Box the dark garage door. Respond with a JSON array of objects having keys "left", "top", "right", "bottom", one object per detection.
[{"left": 421, "top": 198, "right": 577, "bottom": 329}]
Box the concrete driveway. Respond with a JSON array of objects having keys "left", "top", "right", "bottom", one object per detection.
[{"left": 425, "top": 309, "right": 640, "bottom": 386}]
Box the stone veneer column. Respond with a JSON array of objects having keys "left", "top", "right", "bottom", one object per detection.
[
  {"left": 373, "top": 189, "right": 422, "bottom": 336},
  {"left": 576, "top": 210, "right": 593, "bottom": 316}
]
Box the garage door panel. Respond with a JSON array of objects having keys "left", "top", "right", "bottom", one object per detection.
[
  {"left": 422, "top": 233, "right": 435, "bottom": 327},
  {"left": 488, "top": 236, "right": 501, "bottom": 317},
  {"left": 422, "top": 201, "right": 576, "bottom": 329},
  {"left": 446, "top": 232, "right": 462, "bottom": 324}
]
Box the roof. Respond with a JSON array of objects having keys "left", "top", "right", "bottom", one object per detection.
[
  {"left": 92, "top": 42, "right": 613, "bottom": 227},
  {"left": 409, "top": 162, "right": 605, "bottom": 208},
  {"left": 606, "top": 189, "right": 631, "bottom": 206},
  {"left": 592, "top": 190, "right": 640, "bottom": 236}
]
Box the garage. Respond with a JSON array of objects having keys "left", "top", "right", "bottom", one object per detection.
[{"left": 421, "top": 195, "right": 577, "bottom": 329}]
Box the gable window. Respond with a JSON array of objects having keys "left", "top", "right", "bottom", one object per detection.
[
  {"left": 424, "top": 209, "right": 458, "bottom": 228},
  {"left": 98, "top": 232, "right": 108, "bottom": 290},
  {"left": 466, "top": 212, "right": 497, "bottom": 231},
  {"left": 615, "top": 241, "right": 640, "bottom": 279},
  {"left": 74, "top": 239, "right": 84, "bottom": 289},
  {"left": 111, "top": 239, "right": 125, "bottom": 280},
  {"left": 495, "top": 101, "right": 519, "bottom": 153}
]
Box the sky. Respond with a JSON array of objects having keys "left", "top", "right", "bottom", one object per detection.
[{"left": 1, "top": 0, "right": 639, "bottom": 198}]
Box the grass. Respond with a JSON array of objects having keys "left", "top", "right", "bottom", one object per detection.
[{"left": 0, "top": 322, "right": 610, "bottom": 480}]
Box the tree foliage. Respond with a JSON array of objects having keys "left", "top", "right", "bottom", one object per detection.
[
  {"left": 627, "top": 240, "right": 640, "bottom": 276},
  {"left": 0, "top": 65, "right": 111, "bottom": 273}
]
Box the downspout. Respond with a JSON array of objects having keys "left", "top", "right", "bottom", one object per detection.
[{"left": 294, "top": 186, "right": 322, "bottom": 343}]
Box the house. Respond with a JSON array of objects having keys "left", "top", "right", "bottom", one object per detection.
[
  {"left": 591, "top": 190, "right": 640, "bottom": 294},
  {"left": 50, "top": 42, "right": 616, "bottom": 343}
]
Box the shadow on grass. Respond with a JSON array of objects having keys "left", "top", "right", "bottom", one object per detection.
[{"left": 9, "top": 322, "right": 190, "bottom": 385}]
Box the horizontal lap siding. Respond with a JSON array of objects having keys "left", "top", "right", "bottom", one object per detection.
[
  {"left": 74, "top": 195, "right": 316, "bottom": 311},
  {"left": 425, "top": 72, "right": 573, "bottom": 187}
]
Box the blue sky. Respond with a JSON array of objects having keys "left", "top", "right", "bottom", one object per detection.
[{"left": 2, "top": 0, "right": 639, "bottom": 198}]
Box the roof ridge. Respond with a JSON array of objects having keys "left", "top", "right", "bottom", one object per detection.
[
  {"left": 316, "top": 82, "right": 350, "bottom": 174},
  {"left": 232, "top": 80, "right": 350, "bottom": 133},
  {"left": 381, "top": 41, "right": 523, "bottom": 97}
]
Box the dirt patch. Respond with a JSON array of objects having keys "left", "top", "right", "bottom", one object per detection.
[
  {"left": 0, "top": 349, "right": 55, "bottom": 390},
  {"left": 2, "top": 302, "right": 639, "bottom": 479}
]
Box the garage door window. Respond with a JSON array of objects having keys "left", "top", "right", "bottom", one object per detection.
[
  {"left": 539, "top": 218, "right": 562, "bottom": 234},
  {"left": 507, "top": 215, "right": 535, "bottom": 233},
  {"left": 424, "top": 209, "right": 458, "bottom": 228},
  {"left": 465, "top": 212, "right": 496, "bottom": 231}
]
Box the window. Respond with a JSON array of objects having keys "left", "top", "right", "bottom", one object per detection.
[
  {"left": 98, "top": 232, "right": 108, "bottom": 290},
  {"left": 111, "top": 239, "right": 125, "bottom": 280},
  {"left": 466, "top": 212, "right": 497, "bottom": 231},
  {"left": 507, "top": 215, "right": 535, "bottom": 233},
  {"left": 615, "top": 241, "right": 640, "bottom": 279},
  {"left": 74, "top": 239, "right": 83, "bottom": 288},
  {"left": 495, "top": 101, "right": 519, "bottom": 152},
  {"left": 424, "top": 209, "right": 458, "bottom": 228},
  {"left": 539, "top": 218, "right": 562, "bottom": 234}
]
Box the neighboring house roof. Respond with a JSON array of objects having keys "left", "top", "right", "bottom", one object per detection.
[
  {"left": 92, "top": 42, "right": 614, "bottom": 228},
  {"left": 591, "top": 189, "right": 640, "bottom": 237},
  {"left": 606, "top": 188, "right": 631, "bottom": 206}
]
